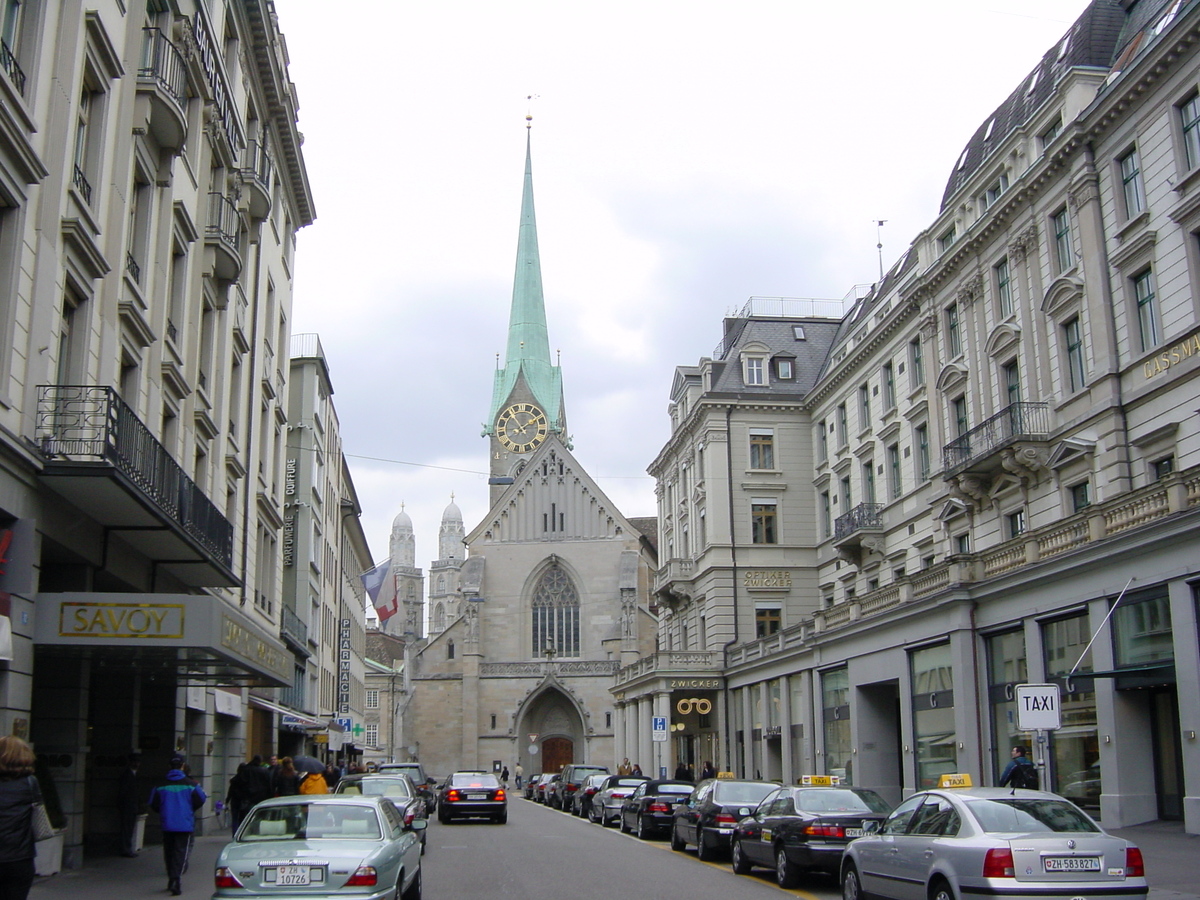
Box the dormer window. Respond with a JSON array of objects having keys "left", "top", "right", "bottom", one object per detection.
[
  {"left": 1056, "top": 35, "right": 1071, "bottom": 61},
  {"left": 792, "top": 325, "right": 806, "bottom": 340},
  {"left": 775, "top": 358, "right": 794, "bottom": 380},
  {"left": 743, "top": 355, "right": 765, "bottom": 386},
  {"left": 1026, "top": 68, "right": 1040, "bottom": 95},
  {"left": 983, "top": 118, "right": 995, "bottom": 141},
  {"left": 980, "top": 173, "right": 1009, "bottom": 210},
  {"left": 939, "top": 225, "right": 957, "bottom": 253}
]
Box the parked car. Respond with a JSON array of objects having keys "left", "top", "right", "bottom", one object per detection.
[
  {"left": 618, "top": 779, "right": 693, "bottom": 838},
  {"left": 671, "top": 778, "right": 779, "bottom": 860},
  {"left": 377, "top": 762, "right": 439, "bottom": 814},
  {"left": 841, "top": 783, "right": 1147, "bottom": 900},
  {"left": 731, "top": 782, "right": 891, "bottom": 886},
  {"left": 437, "top": 771, "right": 507, "bottom": 824},
  {"left": 572, "top": 773, "right": 610, "bottom": 818},
  {"left": 535, "top": 773, "right": 561, "bottom": 804},
  {"left": 587, "top": 775, "right": 650, "bottom": 826},
  {"left": 523, "top": 773, "right": 549, "bottom": 801},
  {"left": 550, "top": 764, "right": 610, "bottom": 810},
  {"left": 212, "top": 794, "right": 424, "bottom": 900},
  {"left": 332, "top": 773, "right": 430, "bottom": 854}
]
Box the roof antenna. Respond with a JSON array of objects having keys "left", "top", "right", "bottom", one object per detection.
[
  {"left": 875, "top": 220, "right": 887, "bottom": 283},
  {"left": 526, "top": 93, "right": 539, "bottom": 130}
]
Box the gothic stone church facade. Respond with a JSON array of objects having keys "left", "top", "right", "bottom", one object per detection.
[{"left": 401, "top": 129, "right": 658, "bottom": 775}]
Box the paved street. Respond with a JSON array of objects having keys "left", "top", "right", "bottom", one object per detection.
[{"left": 30, "top": 797, "right": 1200, "bottom": 900}]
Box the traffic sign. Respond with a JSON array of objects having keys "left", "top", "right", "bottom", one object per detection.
[
  {"left": 652, "top": 716, "right": 668, "bottom": 742},
  {"left": 334, "top": 717, "right": 352, "bottom": 733},
  {"left": 528, "top": 733, "right": 539, "bottom": 743},
  {"left": 1015, "top": 683, "right": 1062, "bottom": 731}
]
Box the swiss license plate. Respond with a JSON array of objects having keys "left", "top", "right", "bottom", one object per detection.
[
  {"left": 845, "top": 828, "right": 864, "bottom": 837},
  {"left": 273, "top": 865, "right": 311, "bottom": 886},
  {"left": 1044, "top": 856, "right": 1101, "bottom": 872},
  {"left": 468, "top": 793, "right": 487, "bottom": 800}
]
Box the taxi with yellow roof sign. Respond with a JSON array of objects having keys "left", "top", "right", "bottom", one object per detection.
[
  {"left": 730, "top": 776, "right": 892, "bottom": 888},
  {"left": 841, "top": 780, "right": 1148, "bottom": 900}
]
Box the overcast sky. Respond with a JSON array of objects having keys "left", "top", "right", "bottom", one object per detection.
[{"left": 277, "top": 0, "right": 1093, "bottom": 571}]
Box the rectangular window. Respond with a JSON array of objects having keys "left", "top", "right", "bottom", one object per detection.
[
  {"left": 1007, "top": 509, "right": 1026, "bottom": 538},
  {"left": 1003, "top": 360, "right": 1021, "bottom": 406},
  {"left": 888, "top": 443, "right": 902, "bottom": 499},
  {"left": 751, "top": 501, "right": 777, "bottom": 544},
  {"left": 1182, "top": 93, "right": 1200, "bottom": 170},
  {"left": 822, "top": 669, "right": 852, "bottom": 780},
  {"left": 981, "top": 173, "right": 1009, "bottom": 209},
  {"left": 1070, "top": 481, "right": 1091, "bottom": 512},
  {"left": 1052, "top": 207, "right": 1072, "bottom": 272},
  {"left": 863, "top": 460, "right": 876, "bottom": 505},
  {"left": 1119, "top": 148, "right": 1145, "bottom": 217},
  {"left": 859, "top": 383, "right": 871, "bottom": 429},
  {"left": 836, "top": 403, "right": 847, "bottom": 446},
  {"left": 776, "top": 358, "right": 793, "bottom": 379},
  {"left": 365, "top": 690, "right": 379, "bottom": 709},
  {"left": 955, "top": 533, "right": 970, "bottom": 554},
  {"left": 820, "top": 491, "right": 831, "bottom": 538},
  {"left": 916, "top": 424, "right": 931, "bottom": 482},
  {"left": 749, "top": 430, "right": 774, "bottom": 470},
  {"left": 840, "top": 475, "right": 851, "bottom": 509},
  {"left": 1113, "top": 588, "right": 1173, "bottom": 668},
  {"left": 1042, "top": 613, "right": 1099, "bottom": 807},
  {"left": 817, "top": 420, "right": 828, "bottom": 462},
  {"left": 365, "top": 723, "right": 378, "bottom": 747},
  {"left": 985, "top": 630, "right": 1029, "bottom": 785},
  {"left": 882, "top": 362, "right": 896, "bottom": 410},
  {"left": 1039, "top": 116, "right": 1062, "bottom": 150},
  {"left": 939, "top": 225, "right": 957, "bottom": 253},
  {"left": 745, "top": 356, "right": 764, "bottom": 385},
  {"left": 755, "top": 604, "right": 782, "bottom": 638},
  {"left": 1134, "top": 268, "right": 1161, "bottom": 351},
  {"left": 952, "top": 395, "right": 969, "bottom": 438},
  {"left": 995, "top": 257, "right": 1012, "bottom": 318},
  {"left": 1153, "top": 455, "right": 1175, "bottom": 480},
  {"left": 945, "top": 302, "right": 962, "bottom": 357},
  {"left": 1063, "top": 316, "right": 1085, "bottom": 391},
  {"left": 910, "top": 337, "right": 925, "bottom": 388},
  {"left": 911, "top": 644, "right": 956, "bottom": 789}
]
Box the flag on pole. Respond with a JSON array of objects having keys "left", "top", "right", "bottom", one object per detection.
[{"left": 360, "top": 559, "right": 399, "bottom": 622}]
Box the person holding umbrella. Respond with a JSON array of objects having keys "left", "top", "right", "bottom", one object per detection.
[{"left": 288, "top": 756, "right": 329, "bottom": 795}]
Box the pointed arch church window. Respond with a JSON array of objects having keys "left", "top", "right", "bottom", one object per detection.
[
  {"left": 434, "top": 603, "right": 445, "bottom": 632},
  {"left": 531, "top": 564, "right": 580, "bottom": 657}
]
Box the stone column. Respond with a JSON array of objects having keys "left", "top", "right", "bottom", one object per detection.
[
  {"left": 613, "top": 701, "right": 626, "bottom": 769},
  {"left": 779, "top": 674, "right": 793, "bottom": 785},
  {"left": 637, "top": 696, "right": 653, "bottom": 776},
  {"left": 741, "top": 686, "right": 754, "bottom": 778}
]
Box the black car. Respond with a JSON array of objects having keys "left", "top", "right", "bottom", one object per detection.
[
  {"left": 437, "top": 771, "right": 507, "bottom": 824},
  {"left": 618, "top": 779, "right": 694, "bottom": 839},
  {"left": 331, "top": 773, "right": 429, "bottom": 853},
  {"left": 535, "top": 773, "right": 560, "bottom": 804},
  {"left": 671, "top": 778, "right": 780, "bottom": 860},
  {"left": 377, "top": 762, "right": 439, "bottom": 815},
  {"left": 523, "top": 773, "right": 549, "bottom": 801},
  {"left": 552, "top": 764, "right": 610, "bottom": 811},
  {"left": 731, "top": 783, "right": 892, "bottom": 887}
]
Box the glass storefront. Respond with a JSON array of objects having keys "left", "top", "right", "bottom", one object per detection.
[
  {"left": 985, "top": 629, "right": 1027, "bottom": 784},
  {"left": 822, "top": 668, "right": 852, "bottom": 782},
  {"left": 1113, "top": 588, "right": 1173, "bottom": 667},
  {"left": 911, "top": 643, "right": 956, "bottom": 789},
  {"left": 1042, "top": 612, "right": 1099, "bottom": 811}
]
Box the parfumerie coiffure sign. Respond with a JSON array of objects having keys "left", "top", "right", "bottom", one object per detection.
[{"left": 34, "top": 592, "right": 292, "bottom": 684}]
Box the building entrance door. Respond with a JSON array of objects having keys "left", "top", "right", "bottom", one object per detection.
[
  {"left": 541, "top": 737, "right": 573, "bottom": 774},
  {"left": 1150, "top": 687, "right": 1183, "bottom": 820}
]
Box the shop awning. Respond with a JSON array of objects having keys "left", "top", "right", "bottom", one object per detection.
[{"left": 247, "top": 695, "right": 324, "bottom": 728}]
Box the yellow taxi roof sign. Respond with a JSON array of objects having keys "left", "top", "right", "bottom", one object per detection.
[
  {"left": 717, "top": 771, "right": 737, "bottom": 779},
  {"left": 799, "top": 775, "right": 840, "bottom": 786},
  {"left": 938, "top": 773, "right": 973, "bottom": 788}
]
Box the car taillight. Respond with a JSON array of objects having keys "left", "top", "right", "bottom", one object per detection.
[
  {"left": 715, "top": 813, "right": 738, "bottom": 825},
  {"left": 404, "top": 810, "right": 415, "bottom": 826},
  {"left": 213, "top": 867, "right": 242, "bottom": 889},
  {"left": 1125, "top": 847, "right": 1145, "bottom": 877},
  {"left": 345, "top": 867, "right": 378, "bottom": 887},
  {"left": 613, "top": 792, "right": 628, "bottom": 799},
  {"left": 804, "top": 824, "right": 845, "bottom": 838},
  {"left": 565, "top": 784, "right": 578, "bottom": 792},
  {"left": 649, "top": 802, "right": 671, "bottom": 814},
  {"left": 446, "top": 789, "right": 460, "bottom": 802},
  {"left": 983, "top": 848, "right": 1015, "bottom": 878},
  {"left": 496, "top": 789, "right": 506, "bottom": 801}
]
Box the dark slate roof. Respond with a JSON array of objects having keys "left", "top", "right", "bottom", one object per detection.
[
  {"left": 710, "top": 318, "right": 842, "bottom": 396},
  {"left": 939, "top": 0, "right": 1128, "bottom": 211},
  {"left": 627, "top": 517, "right": 659, "bottom": 553}
]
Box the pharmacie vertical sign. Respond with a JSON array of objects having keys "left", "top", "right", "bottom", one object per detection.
[{"left": 338, "top": 617, "right": 351, "bottom": 715}]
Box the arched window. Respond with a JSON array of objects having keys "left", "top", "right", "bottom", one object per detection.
[
  {"left": 437, "top": 574, "right": 446, "bottom": 593},
  {"left": 447, "top": 639, "right": 455, "bottom": 660},
  {"left": 531, "top": 564, "right": 580, "bottom": 657},
  {"left": 434, "top": 603, "right": 445, "bottom": 632}
]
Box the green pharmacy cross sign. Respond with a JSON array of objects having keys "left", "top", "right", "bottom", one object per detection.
[{"left": 352, "top": 723, "right": 365, "bottom": 738}]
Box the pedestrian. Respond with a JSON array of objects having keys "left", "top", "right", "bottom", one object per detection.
[
  {"left": 700, "top": 760, "right": 716, "bottom": 780},
  {"left": 674, "top": 762, "right": 691, "bottom": 782},
  {"left": 148, "top": 753, "right": 206, "bottom": 896},
  {"left": 501, "top": 766, "right": 509, "bottom": 788},
  {"left": 225, "top": 762, "right": 250, "bottom": 832},
  {"left": 323, "top": 764, "right": 340, "bottom": 790},
  {"left": 514, "top": 762, "right": 524, "bottom": 790},
  {"left": 272, "top": 757, "right": 300, "bottom": 796},
  {"left": 687, "top": 763, "right": 695, "bottom": 782},
  {"left": 117, "top": 751, "right": 141, "bottom": 856},
  {"left": 630, "top": 763, "right": 643, "bottom": 777},
  {"left": 240, "top": 755, "right": 273, "bottom": 811},
  {"left": 618, "top": 758, "right": 632, "bottom": 776},
  {"left": 0, "top": 736, "right": 45, "bottom": 900},
  {"left": 998, "top": 745, "right": 1039, "bottom": 789}
]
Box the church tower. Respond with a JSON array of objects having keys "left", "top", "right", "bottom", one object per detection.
[
  {"left": 387, "top": 507, "right": 424, "bottom": 639},
  {"left": 483, "top": 118, "right": 568, "bottom": 506},
  {"left": 427, "top": 495, "right": 465, "bottom": 635}
]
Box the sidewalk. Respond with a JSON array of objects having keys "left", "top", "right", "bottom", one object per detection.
[{"left": 1110, "top": 821, "right": 1200, "bottom": 900}]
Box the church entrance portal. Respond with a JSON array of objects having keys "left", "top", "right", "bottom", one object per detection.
[{"left": 542, "top": 737, "right": 573, "bottom": 773}]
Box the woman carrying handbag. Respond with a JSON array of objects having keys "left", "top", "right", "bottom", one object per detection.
[{"left": 0, "top": 736, "right": 51, "bottom": 900}]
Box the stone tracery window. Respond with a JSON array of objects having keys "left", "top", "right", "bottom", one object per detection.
[{"left": 531, "top": 564, "right": 580, "bottom": 657}]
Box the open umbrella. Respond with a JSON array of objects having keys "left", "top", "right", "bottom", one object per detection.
[{"left": 291, "top": 755, "right": 325, "bottom": 775}]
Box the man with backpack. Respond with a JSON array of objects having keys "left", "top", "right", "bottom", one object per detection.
[{"left": 999, "top": 745, "right": 1039, "bottom": 789}]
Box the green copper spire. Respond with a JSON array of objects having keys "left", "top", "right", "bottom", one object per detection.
[{"left": 486, "top": 122, "right": 565, "bottom": 435}]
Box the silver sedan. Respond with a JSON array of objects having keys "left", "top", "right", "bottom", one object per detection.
[
  {"left": 841, "top": 785, "right": 1147, "bottom": 900},
  {"left": 589, "top": 775, "right": 650, "bottom": 826}
]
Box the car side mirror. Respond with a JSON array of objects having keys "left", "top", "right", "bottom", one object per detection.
[
  {"left": 411, "top": 819, "right": 427, "bottom": 832},
  {"left": 862, "top": 821, "right": 880, "bottom": 835}
]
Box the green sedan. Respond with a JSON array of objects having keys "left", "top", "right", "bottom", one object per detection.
[{"left": 212, "top": 795, "right": 426, "bottom": 900}]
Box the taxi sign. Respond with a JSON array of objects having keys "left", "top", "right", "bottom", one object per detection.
[
  {"left": 717, "top": 771, "right": 737, "bottom": 779},
  {"left": 799, "top": 775, "right": 840, "bottom": 786},
  {"left": 938, "top": 773, "right": 973, "bottom": 788}
]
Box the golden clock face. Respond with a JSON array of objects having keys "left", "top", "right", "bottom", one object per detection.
[{"left": 497, "top": 403, "right": 548, "bottom": 453}]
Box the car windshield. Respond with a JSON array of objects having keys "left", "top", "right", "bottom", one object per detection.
[
  {"left": 240, "top": 803, "right": 382, "bottom": 841},
  {"left": 338, "top": 778, "right": 412, "bottom": 799},
  {"left": 965, "top": 798, "right": 1101, "bottom": 834},
  {"left": 794, "top": 789, "right": 891, "bottom": 814},
  {"left": 656, "top": 785, "right": 694, "bottom": 796},
  {"left": 450, "top": 774, "right": 500, "bottom": 788},
  {"left": 614, "top": 779, "right": 647, "bottom": 788},
  {"left": 714, "top": 782, "right": 777, "bottom": 805}
]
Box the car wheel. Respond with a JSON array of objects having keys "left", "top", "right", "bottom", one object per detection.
[
  {"left": 930, "top": 878, "right": 955, "bottom": 900},
  {"left": 619, "top": 812, "right": 631, "bottom": 834},
  {"left": 731, "top": 839, "right": 752, "bottom": 874},
  {"left": 588, "top": 804, "right": 599, "bottom": 824},
  {"left": 842, "top": 863, "right": 862, "bottom": 900},
  {"left": 495, "top": 811, "right": 508, "bottom": 825},
  {"left": 777, "top": 847, "right": 800, "bottom": 888},
  {"left": 601, "top": 812, "right": 612, "bottom": 828},
  {"left": 670, "top": 825, "right": 686, "bottom": 852},
  {"left": 400, "top": 868, "right": 422, "bottom": 900},
  {"left": 696, "top": 832, "right": 715, "bottom": 861},
  {"left": 420, "top": 833, "right": 426, "bottom": 856},
  {"left": 637, "top": 815, "right": 654, "bottom": 840}
]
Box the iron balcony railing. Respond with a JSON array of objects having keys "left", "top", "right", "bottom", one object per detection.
[
  {"left": 72, "top": 165, "right": 92, "bottom": 205},
  {"left": 243, "top": 139, "right": 274, "bottom": 190},
  {"left": 36, "top": 385, "right": 234, "bottom": 566},
  {"left": 834, "top": 502, "right": 883, "bottom": 540},
  {"left": 137, "top": 27, "right": 187, "bottom": 105},
  {"left": 125, "top": 252, "right": 142, "bottom": 284},
  {"left": 280, "top": 604, "right": 308, "bottom": 650},
  {"left": 942, "top": 401, "right": 1051, "bottom": 471},
  {"left": 207, "top": 192, "right": 240, "bottom": 249},
  {"left": 1, "top": 38, "right": 26, "bottom": 95}
]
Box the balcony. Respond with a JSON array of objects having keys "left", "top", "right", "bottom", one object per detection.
[
  {"left": 942, "top": 401, "right": 1051, "bottom": 476},
  {"left": 654, "top": 557, "right": 694, "bottom": 604},
  {"left": 280, "top": 604, "right": 310, "bottom": 657},
  {"left": 136, "top": 28, "right": 187, "bottom": 150},
  {"left": 35, "top": 385, "right": 237, "bottom": 587},
  {"left": 206, "top": 192, "right": 242, "bottom": 280},
  {"left": 1, "top": 37, "right": 26, "bottom": 95},
  {"left": 833, "top": 502, "right": 884, "bottom": 565},
  {"left": 614, "top": 650, "right": 722, "bottom": 688},
  {"left": 242, "top": 139, "right": 274, "bottom": 219}
]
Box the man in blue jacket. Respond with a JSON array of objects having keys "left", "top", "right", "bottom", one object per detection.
[
  {"left": 998, "top": 745, "right": 1039, "bottom": 789},
  {"left": 148, "top": 754, "right": 206, "bottom": 895}
]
